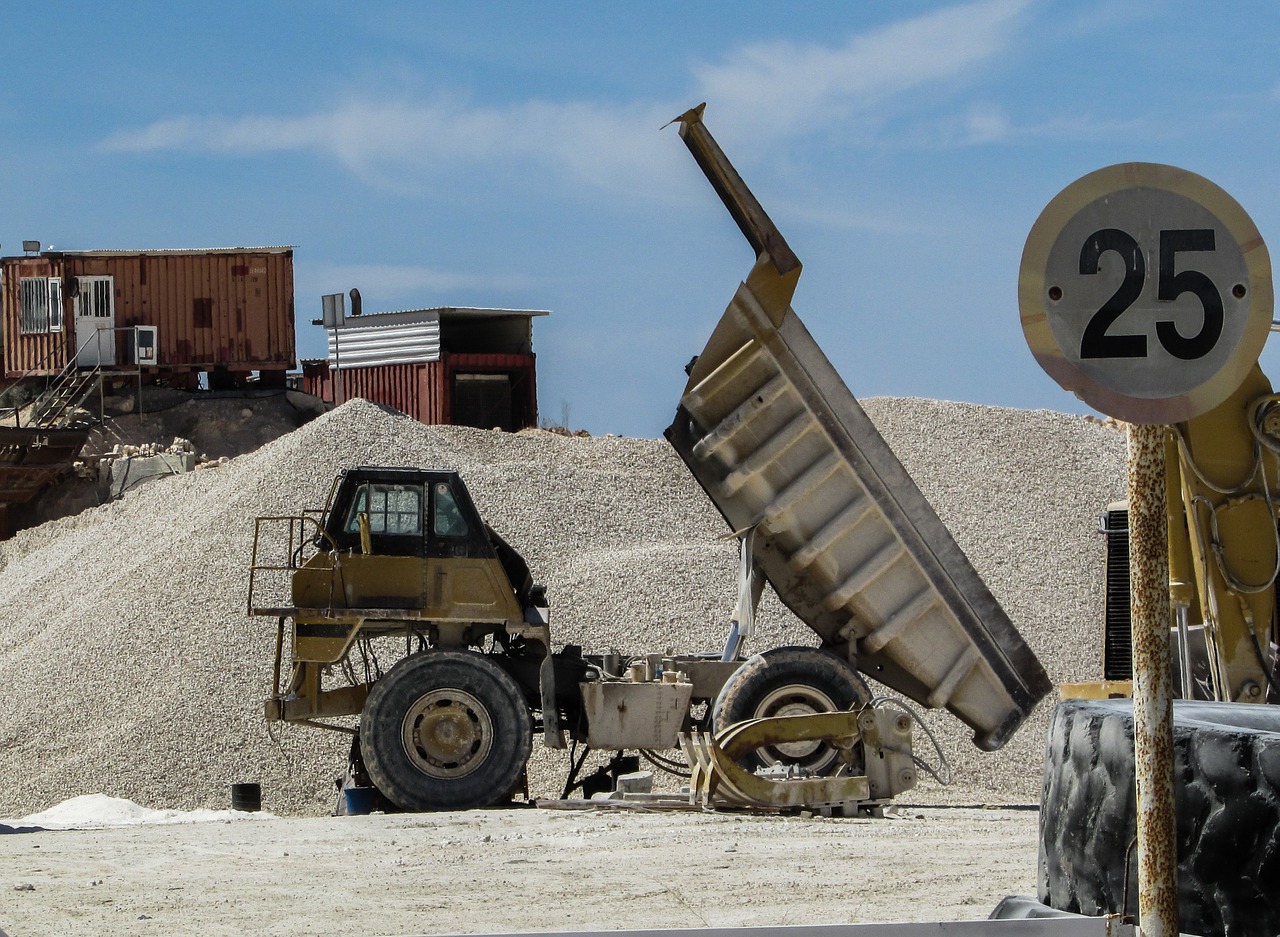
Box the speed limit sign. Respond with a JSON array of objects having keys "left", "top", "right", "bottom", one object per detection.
[{"left": 1019, "top": 162, "right": 1272, "bottom": 423}]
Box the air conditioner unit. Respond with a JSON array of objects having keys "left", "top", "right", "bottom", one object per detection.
[{"left": 135, "top": 326, "right": 158, "bottom": 366}]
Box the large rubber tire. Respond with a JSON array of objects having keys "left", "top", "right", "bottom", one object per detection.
[
  {"left": 1039, "top": 698, "right": 1280, "bottom": 937},
  {"left": 360, "top": 651, "right": 532, "bottom": 812},
  {"left": 712, "top": 646, "right": 871, "bottom": 775}
]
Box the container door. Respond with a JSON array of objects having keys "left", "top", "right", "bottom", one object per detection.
[
  {"left": 74, "top": 276, "right": 116, "bottom": 367},
  {"left": 453, "top": 373, "right": 513, "bottom": 430}
]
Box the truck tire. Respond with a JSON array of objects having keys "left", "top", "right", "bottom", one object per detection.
[
  {"left": 360, "top": 651, "right": 532, "bottom": 812},
  {"left": 1039, "top": 698, "right": 1280, "bottom": 937},
  {"left": 712, "top": 646, "right": 871, "bottom": 775}
]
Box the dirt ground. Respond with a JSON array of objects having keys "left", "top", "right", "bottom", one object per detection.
[
  {"left": 0, "top": 391, "right": 1047, "bottom": 935},
  {"left": 10, "top": 387, "right": 322, "bottom": 533},
  {"left": 0, "top": 805, "right": 1039, "bottom": 937}
]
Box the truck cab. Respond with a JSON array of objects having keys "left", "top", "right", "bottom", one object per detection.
[{"left": 290, "top": 467, "right": 531, "bottom": 657}]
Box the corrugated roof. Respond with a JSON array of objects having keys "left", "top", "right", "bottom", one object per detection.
[
  {"left": 346, "top": 306, "right": 550, "bottom": 323},
  {"left": 5, "top": 246, "right": 295, "bottom": 259}
]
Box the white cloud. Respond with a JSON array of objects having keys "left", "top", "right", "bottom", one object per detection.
[
  {"left": 691, "top": 0, "right": 1033, "bottom": 139},
  {"left": 100, "top": 97, "right": 501, "bottom": 160},
  {"left": 101, "top": 95, "right": 691, "bottom": 198},
  {"left": 301, "top": 261, "right": 538, "bottom": 301},
  {"left": 896, "top": 102, "right": 1017, "bottom": 148},
  {"left": 963, "top": 104, "right": 1014, "bottom": 145},
  {"left": 98, "top": 2, "right": 1034, "bottom": 192},
  {"left": 891, "top": 104, "right": 1160, "bottom": 151}
]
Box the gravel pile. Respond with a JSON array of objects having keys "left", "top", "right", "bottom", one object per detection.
[{"left": 0, "top": 397, "right": 1126, "bottom": 817}]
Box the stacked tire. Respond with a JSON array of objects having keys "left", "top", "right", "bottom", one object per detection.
[{"left": 1039, "top": 699, "right": 1280, "bottom": 936}]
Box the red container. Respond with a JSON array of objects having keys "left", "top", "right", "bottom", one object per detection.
[
  {"left": 302, "top": 353, "right": 538, "bottom": 431},
  {"left": 2, "top": 248, "right": 295, "bottom": 382}
]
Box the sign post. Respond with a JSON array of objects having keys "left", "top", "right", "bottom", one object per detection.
[
  {"left": 1019, "top": 163, "right": 1272, "bottom": 936},
  {"left": 1122, "top": 419, "right": 1177, "bottom": 934},
  {"left": 321, "top": 293, "right": 347, "bottom": 407}
]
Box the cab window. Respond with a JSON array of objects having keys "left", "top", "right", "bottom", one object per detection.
[
  {"left": 344, "top": 483, "right": 423, "bottom": 536},
  {"left": 433, "top": 482, "right": 469, "bottom": 538}
]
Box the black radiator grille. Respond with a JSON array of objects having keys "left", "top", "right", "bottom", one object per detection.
[{"left": 1103, "top": 508, "right": 1133, "bottom": 681}]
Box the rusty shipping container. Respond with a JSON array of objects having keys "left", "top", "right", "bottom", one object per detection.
[
  {"left": 302, "top": 353, "right": 538, "bottom": 431},
  {"left": 2, "top": 247, "right": 295, "bottom": 383}
]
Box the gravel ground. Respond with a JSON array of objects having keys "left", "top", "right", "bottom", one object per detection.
[
  {"left": 0, "top": 805, "right": 1041, "bottom": 937},
  {"left": 0, "top": 396, "right": 1126, "bottom": 818}
]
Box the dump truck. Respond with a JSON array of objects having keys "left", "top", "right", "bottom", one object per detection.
[{"left": 247, "top": 104, "right": 1051, "bottom": 814}]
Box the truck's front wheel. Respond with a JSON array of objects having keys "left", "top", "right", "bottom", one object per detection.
[{"left": 360, "top": 651, "right": 532, "bottom": 811}]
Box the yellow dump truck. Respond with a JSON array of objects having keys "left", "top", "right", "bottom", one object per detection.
[{"left": 247, "top": 105, "right": 1051, "bottom": 814}]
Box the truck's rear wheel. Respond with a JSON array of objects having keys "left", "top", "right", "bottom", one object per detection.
[
  {"left": 712, "top": 646, "right": 871, "bottom": 775},
  {"left": 1039, "top": 698, "right": 1280, "bottom": 937},
  {"left": 360, "top": 651, "right": 532, "bottom": 811}
]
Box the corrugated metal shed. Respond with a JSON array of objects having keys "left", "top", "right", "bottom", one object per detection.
[
  {"left": 51, "top": 246, "right": 295, "bottom": 255},
  {"left": 325, "top": 309, "right": 441, "bottom": 366},
  {"left": 305, "top": 306, "right": 547, "bottom": 431},
  {"left": 324, "top": 307, "right": 548, "bottom": 368},
  {"left": 3, "top": 256, "right": 61, "bottom": 377},
  {"left": 2, "top": 247, "right": 296, "bottom": 382}
]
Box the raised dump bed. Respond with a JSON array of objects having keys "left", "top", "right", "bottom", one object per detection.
[{"left": 665, "top": 106, "right": 1051, "bottom": 750}]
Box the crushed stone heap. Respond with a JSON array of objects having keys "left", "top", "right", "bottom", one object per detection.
[{"left": 0, "top": 397, "right": 1125, "bottom": 817}]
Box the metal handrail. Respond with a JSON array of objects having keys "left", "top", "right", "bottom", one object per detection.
[
  {"left": 32, "top": 363, "right": 102, "bottom": 429},
  {"left": 2, "top": 327, "right": 143, "bottom": 428},
  {"left": 32, "top": 330, "right": 116, "bottom": 428},
  {"left": 248, "top": 514, "right": 342, "bottom": 616},
  {"left": 0, "top": 342, "right": 74, "bottom": 428}
]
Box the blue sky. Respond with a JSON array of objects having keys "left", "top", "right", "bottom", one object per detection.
[{"left": 4, "top": 1, "right": 1280, "bottom": 437}]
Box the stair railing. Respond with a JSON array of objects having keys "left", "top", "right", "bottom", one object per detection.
[{"left": 2, "top": 328, "right": 141, "bottom": 429}]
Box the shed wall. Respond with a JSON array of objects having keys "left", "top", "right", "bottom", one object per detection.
[
  {"left": 302, "top": 353, "right": 538, "bottom": 429},
  {"left": 2, "top": 257, "right": 68, "bottom": 377},
  {"left": 327, "top": 314, "right": 441, "bottom": 368}
]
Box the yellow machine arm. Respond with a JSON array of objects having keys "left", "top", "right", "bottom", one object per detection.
[
  {"left": 1168, "top": 363, "right": 1280, "bottom": 702},
  {"left": 679, "top": 705, "right": 917, "bottom": 812}
]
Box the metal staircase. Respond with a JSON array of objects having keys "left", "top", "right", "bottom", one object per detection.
[
  {"left": 0, "top": 337, "right": 111, "bottom": 536},
  {"left": 28, "top": 362, "right": 103, "bottom": 430}
]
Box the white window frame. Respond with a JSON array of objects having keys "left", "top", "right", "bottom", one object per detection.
[
  {"left": 77, "top": 276, "right": 114, "bottom": 319},
  {"left": 48, "top": 278, "right": 63, "bottom": 332},
  {"left": 18, "top": 277, "right": 63, "bottom": 334}
]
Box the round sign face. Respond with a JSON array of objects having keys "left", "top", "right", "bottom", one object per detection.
[{"left": 1019, "top": 163, "right": 1272, "bottom": 423}]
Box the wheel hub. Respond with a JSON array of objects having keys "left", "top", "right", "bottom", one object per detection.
[
  {"left": 753, "top": 684, "right": 839, "bottom": 770},
  {"left": 401, "top": 688, "right": 494, "bottom": 779}
]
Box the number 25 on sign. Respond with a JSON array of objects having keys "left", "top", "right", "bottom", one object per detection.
[{"left": 1019, "top": 162, "right": 1272, "bottom": 424}]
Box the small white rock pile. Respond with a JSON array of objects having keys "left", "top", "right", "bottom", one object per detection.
[
  {"left": 75, "top": 437, "right": 200, "bottom": 479},
  {"left": 0, "top": 397, "right": 1126, "bottom": 817}
]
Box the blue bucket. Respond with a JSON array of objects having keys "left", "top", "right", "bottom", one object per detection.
[{"left": 343, "top": 786, "right": 378, "bottom": 815}]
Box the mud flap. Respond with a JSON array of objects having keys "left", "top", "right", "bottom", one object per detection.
[{"left": 540, "top": 652, "right": 565, "bottom": 748}]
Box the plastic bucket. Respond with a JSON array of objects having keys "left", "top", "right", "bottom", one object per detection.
[
  {"left": 343, "top": 786, "right": 377, "bottom": 815},
  {"left": 230, "top": 782, "right": 262, "bottom": 812}
]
